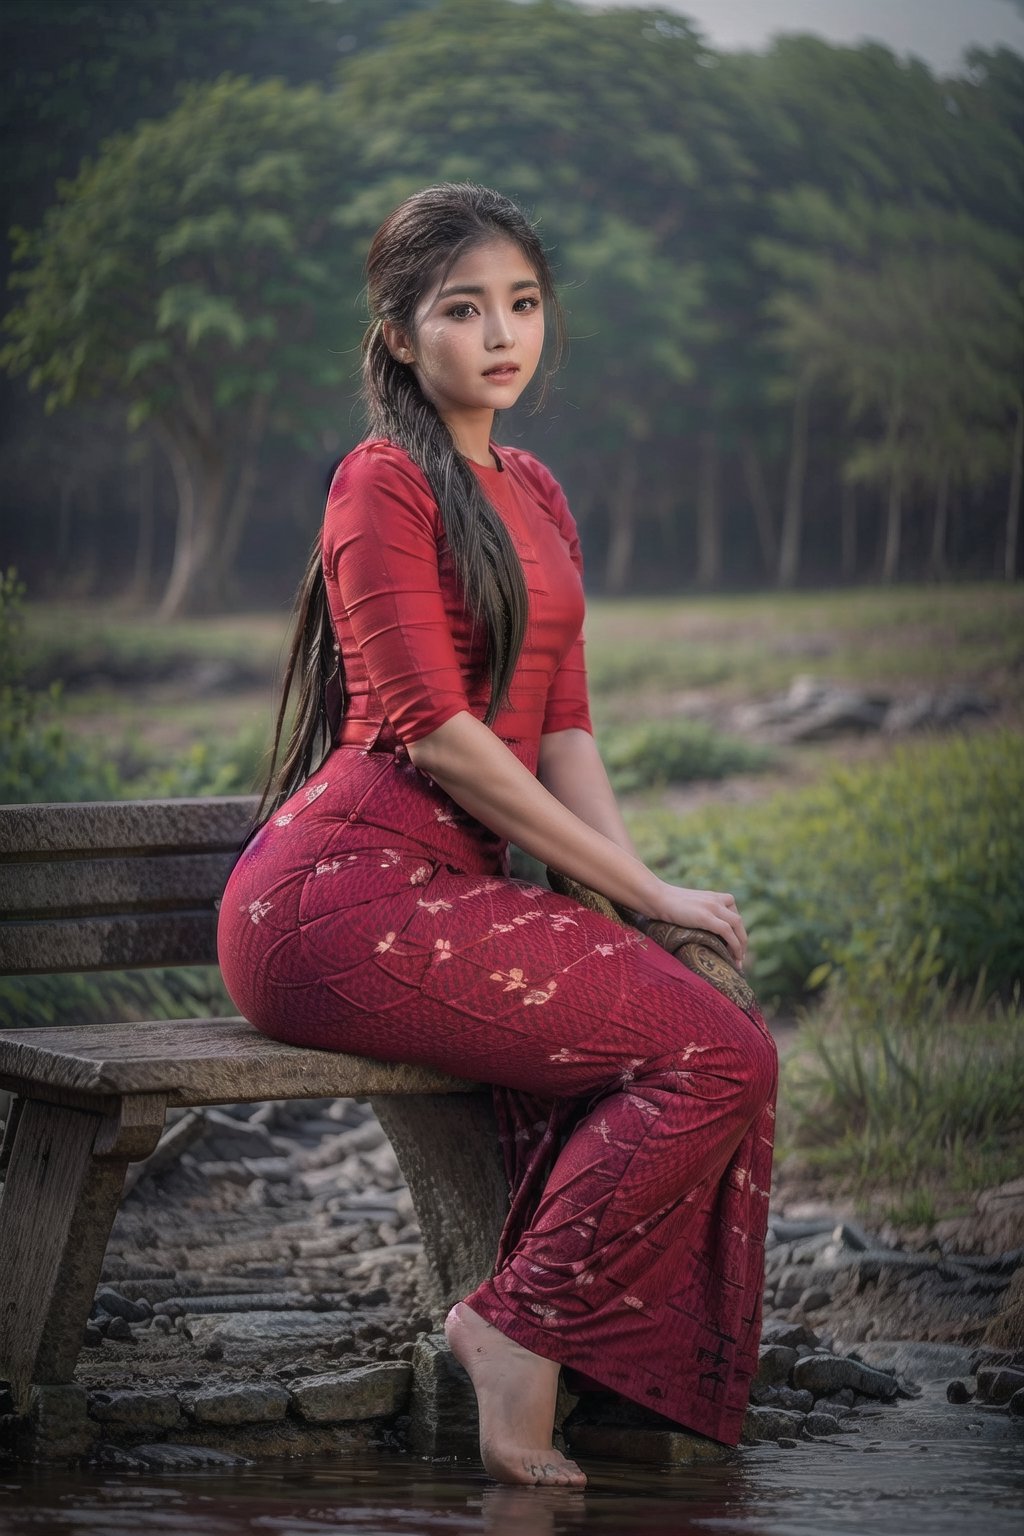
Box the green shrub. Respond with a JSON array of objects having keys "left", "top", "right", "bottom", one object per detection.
[
  {"left": 0, "top": 967, "right": 235, "bottom": 1031},
  {"left": 630, "top": 730, "right": 1024, "bottom": 1005},
  {"left": 0, "top": 569, "right": 121, "bottom": 803},
  {"left": 601, "top": 718, "right": 774, "bottom": 794}
]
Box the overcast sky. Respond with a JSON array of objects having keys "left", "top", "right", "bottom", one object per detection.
[{"left": 589, "top": 0, "right": 1024, "bottom": 75}]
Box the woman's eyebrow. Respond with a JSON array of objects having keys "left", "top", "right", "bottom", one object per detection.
[{"left": 435, "top": 278, "right": 541, "bottom": 300}]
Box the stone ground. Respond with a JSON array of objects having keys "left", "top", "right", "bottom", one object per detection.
[{"left": 3, "top": 1091, "right": 1019, "bottom": 1469}]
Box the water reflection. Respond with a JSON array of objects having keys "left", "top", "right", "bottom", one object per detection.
[{"left": 1, "top": 1437, "right": 1022, "bottom": 1536}]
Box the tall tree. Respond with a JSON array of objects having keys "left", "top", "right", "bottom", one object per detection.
[{"left": 3, "top": 77, "right": 364, "bottom": 615}]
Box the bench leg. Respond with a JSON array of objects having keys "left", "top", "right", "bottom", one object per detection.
[
  {"left": 371, "top": 1090, "right": 508, "bottom": 1314},
  {"left": 0, "top": 1094, "right": 165, "bottom": 1412}
]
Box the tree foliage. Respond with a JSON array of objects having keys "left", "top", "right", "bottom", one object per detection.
[
  {"left": 3, "top": 76, "right": 362, "bottom": 614},
  {"left": 2, "top": 0, "right": 1021, "bottom": 607}
]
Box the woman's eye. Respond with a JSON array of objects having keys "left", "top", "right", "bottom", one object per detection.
[
  {"left": 447, "top": 303, "right": 477, "bottom": 320},
  {"left": 513, "top": 296, "right": 541, "bottom": 312}
]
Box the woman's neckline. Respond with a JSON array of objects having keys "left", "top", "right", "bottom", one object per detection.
[{"left": 464, "top": 444, "right": 505, "bottom": 474}]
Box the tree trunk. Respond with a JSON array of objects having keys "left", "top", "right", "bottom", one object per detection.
[
  {"left": 604, "top": 452, "right": 638, "bottom": 594},
  {"left": 882, "top": 468, "right": 903, "bottom": 584},
  {"left": 777, "top": 384, "right": 809, "bottom": 588},
  {"left": 695, "top": 429, "right": 721, "bottom": 589},
  {"left": 840, "top": 478, "right": 857, "bottom": 582},
  {"left": 155, "top": 429, "right": 197, "bottom": 621},
  {"left": 928, "top": 467, "right": 950, "bottom": 581},
  {"left": 1005, "top": 397, "right": 1023, "bottom": 581},
  {"left": 739, "top": 434, "right": 778, "bottom": 578},
  {"left": 207, "top": 393, "right": 270, "bottom": 602},
  {"left": 156, "top": 428, "right": 227, "bottom": 619},
  {"left": 55, "top": 477, "right": 74, "bottom": 579},
  {"left": 124, "top": 443, "right": 156, "bottom": 608}
]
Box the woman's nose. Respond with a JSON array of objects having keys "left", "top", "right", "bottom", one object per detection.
[{"left": 485, "top": 311, "right": 514, "bottom": 349}]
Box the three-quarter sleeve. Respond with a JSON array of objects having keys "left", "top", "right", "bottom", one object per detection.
[{"left": 323, "top": 443, "right": 470, "bottom": 744}]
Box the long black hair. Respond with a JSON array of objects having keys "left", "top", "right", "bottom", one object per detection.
[{"left": 249, "top": 183, "right": 565, "bottom": 833}]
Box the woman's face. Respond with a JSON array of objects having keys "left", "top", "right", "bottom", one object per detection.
[{"left": 389, "top": 236, "right": 546, "bottom": 447}]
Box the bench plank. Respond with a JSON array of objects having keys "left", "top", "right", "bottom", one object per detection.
[
  {"left": 0, "top": 911, "right": 219, "bottom": 974},
  {"left": 0, "top": 797, "right": 256, "bottom": 857},
  {"left": 0, "top": 851, "right": 236, "bottom": 918},
  {"left": 0, "top": 1018, "right": 478, "bottom": 1106}
]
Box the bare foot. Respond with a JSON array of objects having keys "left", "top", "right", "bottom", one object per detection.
[{"left": 445, "top": 1302, "right": 587, "bottom": 1488}]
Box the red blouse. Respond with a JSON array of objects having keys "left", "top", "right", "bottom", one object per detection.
[{"left": 322, "top": 439, "right": 591, "bottom": 761}]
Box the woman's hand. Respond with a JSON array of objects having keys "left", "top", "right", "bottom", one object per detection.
[{"left": 652, "top": 882, "right": 748, "bottom": 969}]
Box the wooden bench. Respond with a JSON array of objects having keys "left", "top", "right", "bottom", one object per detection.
[{"left": 0, "top": 796, "right": 508, "bottom": 1416}]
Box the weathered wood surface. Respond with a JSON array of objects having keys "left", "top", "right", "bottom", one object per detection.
[
  {"left": 0, "top": 1095, "right": 165, "bottom": 1410},
  {"left": 0, "top": 1019, "right": 479, "bottom": 1105},
  {"left": 371, "top": 1092, "right": 507, "bottom": 1310},
  {"left": 0, "top": 797, "right": 258, "bottom": 857},
  {"left": 0, "top": 911, "right": 221, "bottom": 975},
  {"left": 0, "top": 851, "right": 236, "bottom": 918}
]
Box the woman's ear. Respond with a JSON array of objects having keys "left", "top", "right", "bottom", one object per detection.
[{"left": 382, "top": 322, "right": 415, "bottom": 365}]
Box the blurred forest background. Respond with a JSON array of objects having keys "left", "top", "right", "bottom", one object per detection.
[
  {"left": 1, "top": 0, "right": 1022, "bottom": 1225},
  {"left": 2, "top": 0, "right": 1022, "bottom": 607}
]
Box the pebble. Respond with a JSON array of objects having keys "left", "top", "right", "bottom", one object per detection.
[
  {"left": 1007, "top": 1388, "right": 1024, "bottom": 1418},
  {"left": 104, "top": 1317, "right": 134, "bottom": 1343},
  {"left": 947, "top": 1379, "right": 973, "bottom": 1404},
  {"left": 742, "top": 1406, "right": 807, "bottom": 1443},
  {"left": 93, "top": 1288, "right": 150, "bottom": 1324},
  {"left": 803, "top": 1411, "right": 843, "bottom": 1437}
]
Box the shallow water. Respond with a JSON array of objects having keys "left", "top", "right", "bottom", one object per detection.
[{"left": 2, "top": 1429, "right": 1022, "bottom": 1536}]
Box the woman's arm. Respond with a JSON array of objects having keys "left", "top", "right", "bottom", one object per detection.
[
  {"left": 408, "top": 711, "right": 747, "bottom": 965},
  {"left": 537, "top": 727, "right": 635, "bottom": 856}
]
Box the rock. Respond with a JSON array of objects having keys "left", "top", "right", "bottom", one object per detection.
[
  {"left": 192, "top": 1108, "right": 278, "bottom": 1162},
  {"left": 760, "top": 1320, "right": 822, "bottom": 1350},
  {"left": 803, "top": 1411, "right": 843, "bottom": 1437},
  {"left": 815, "top": 1397, "right": 853, "bottom": 1418},
  {"left": 1008, "top": 1388, "right": 1024, "bottom": 1418},
  {"left": 976, "top": 1366, "right": 1024, "bottom": 1405},
  {"left": 82, "top": 1324, "right": 103, "bottom": 1349},
  {"left": 104, "top": 1317, "right": 134, "bottom": 1342},
  {"left": 947, "top": 1380, "right": 973, "bottom": 1404},
  {"left": 884, "top": 688, "right": 996, "bottom": 735},
  {"left": 792, "top": 1355, "right": 899, "bottom": 1401},
  {"left": 407, "top": 1334, "right": 480, "bottom": 1458},
  {"left": 566, "top": 1422, "right": 732, "bottom": 1464},
  {"left": 87, "top": 1389, "right": 181, "bottom": 1428},
  {"left": 832, "top": 1222, "right": 873, "bottom": 1252},
  {"left": 22, "top": 1385, "right": 96, "bottom": 1460},
  {"left": 776, "top": 1387, "right": 815, "bottom": 1413},
  {"left": 289, "top": 1363, "right": 411, "bottom": 1423},
  {"left": 854, "top": 1340, "right": 978, "bottom": 1382},
  {"left": 183, "top": 1383, "right": 290, "bottom": 1426},
  {"left": 755, "top": 1344, "right": 799, "bottom": 1387},
  {"left": 741, "top": 1406, "right": 807, "bottom": 1443},
  {"left": 93, "top": 1288, "right": 150, "bottom": 1323},
  {"left": 186, "top": 1311, "right": 345, "bottom": 1347},
  {"left": 91, "top": 1442, "right": 251, "bottom": 1471},
  {"left": 799, "top": 1287, "right": 832, "bottom": 1311}
]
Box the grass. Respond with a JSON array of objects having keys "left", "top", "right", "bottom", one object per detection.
[
  {"left": 584, "top": 583, "right": 1024, "bottom": 713},
  {"left": 777, "top": 981, "right": 1024, "bottom": 1221}
]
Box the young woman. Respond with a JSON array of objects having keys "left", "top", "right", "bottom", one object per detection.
[{"left": 217, "top": 183, "right": 777, "bottom": 1489}]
